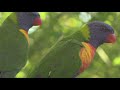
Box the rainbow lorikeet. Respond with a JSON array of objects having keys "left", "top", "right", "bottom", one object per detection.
[
  {"left": 0, "top": 12, "right": 41, "bottom": 78},
  {"left": 29, "top": 21, "right": 116, "bottom": 78}
]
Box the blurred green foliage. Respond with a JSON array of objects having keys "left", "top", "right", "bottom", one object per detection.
[{"left": 0, "top": 12, "right": 120, "bottom": 78}]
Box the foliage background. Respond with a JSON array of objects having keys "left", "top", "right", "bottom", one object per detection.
[{"left": 0, "top": 12, "right": 119, "bottom": 78}]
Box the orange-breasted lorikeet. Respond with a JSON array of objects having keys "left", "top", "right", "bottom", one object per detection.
[
  {"left": 0, "top": 12, "right": 41, "bottom": 78},
  {"left": 30, "top": 21, "right": 116, "bottom": 78}
]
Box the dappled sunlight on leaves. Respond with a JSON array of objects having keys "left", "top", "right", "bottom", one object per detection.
[
  {"left": 16, "top": 71, "right": 27, "bottom": 78},
  {"left": 113, "top": 57, "right": 120, "bottom": 66},
  {"left": 0, "top": 12, "right": 12, "bottom": 26},
  {"left": 107, "top": 15, "right": 114, "bottom": 22},
  {"left": 16, "top": 60, "right": 35, "bottom": 78},
  {"left": 39, "top": 12, "right": 48, "bottom": 21},
  {"left": 16, "top": 61, "right": 31, "bottom": 78},
  {"left": 64, "top": 18, "right": 80, "bottom": 27},
  {"left": 104, "top": 20, "right": 112, "bottom": 25},
  {"left": 79, "top": 12, "right": 91, "bottom": 23}
]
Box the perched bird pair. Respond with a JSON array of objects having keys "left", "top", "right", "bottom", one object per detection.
[
  {"left": 0, "top": 12, "right": 42, "bottom": 78},
  {"left": 0, "top": 12, "right": 116, "bottom": 78}
]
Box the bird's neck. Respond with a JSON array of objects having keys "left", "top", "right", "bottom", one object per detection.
[
  {"left": 79, "top": 42, "right": 96, "bottom": 73},
  {"left": 19, "top": 29, "right": 30, "bottom": 45},
  {"left": 88, "top": 39, "right": 103, "bottom": 49}
]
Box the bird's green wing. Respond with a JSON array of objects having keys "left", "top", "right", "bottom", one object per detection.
[
  {"left": 34, "top": 38, "right": 81, "bottom": 78},
  {"left": 0, "top": 13, "right": 28, "bottom": 73},
  {"left": 26, "top": 25, "right": 90, "bottom": 78}
]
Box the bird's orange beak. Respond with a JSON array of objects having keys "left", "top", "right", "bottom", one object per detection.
[
  {"left": 106, "top": 34, "right": 116, "bottom": 43},
  {"left": 33, "top": 17, "right": 42, "bottom": 26}
]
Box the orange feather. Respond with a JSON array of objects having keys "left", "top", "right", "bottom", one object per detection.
[{"left": 79, "top": 42, "right": 96, "bottom": 73}]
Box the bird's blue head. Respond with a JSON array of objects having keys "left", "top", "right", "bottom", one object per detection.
[
  {"left": 16, "top": 12, "right": 42, "bottom": 32},
  {"left": 88, "top": 21, "right": 116, "bottom": 48},
  {"left": 79, "top": 21, "right": 116, "bottom": 73}
]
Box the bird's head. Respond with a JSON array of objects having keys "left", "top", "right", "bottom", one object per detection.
[
  {"left": 16, "top": 12, "right": 42, "bottom": 32},
  {"left": 16, "top": 12, "right": 42, "bottom": 44},
  {"left": 88, "top": 21, "right": 116, "bottom": 48},
  {"left": 79, "top": 21, "right": 116, "bottom": 73}
]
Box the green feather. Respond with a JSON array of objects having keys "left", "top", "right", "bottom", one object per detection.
[
  {"left": 0, "top": 13, "right": 28, "bottom": 78},
  {"left": 27, "top": 24, "right": 90, "bottom": 78}
]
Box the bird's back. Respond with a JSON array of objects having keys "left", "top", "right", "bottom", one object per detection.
[
  {"left": 0, "top": 13, "right": 28, "bottom": 71},
  {"left": 31, "top": 27, "right": 88, "bottom": 78}
]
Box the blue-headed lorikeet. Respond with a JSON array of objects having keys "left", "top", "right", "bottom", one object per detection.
[
  {"left": 29, "top": 21, "right": 116, "bottom": 78},
  {"left": 0, "top": 12, "right": 41, "bottom": 78}
]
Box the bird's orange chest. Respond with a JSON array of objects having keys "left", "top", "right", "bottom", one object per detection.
[{"left": 79, "top": 42, "right": 96, "bottom": 73}]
